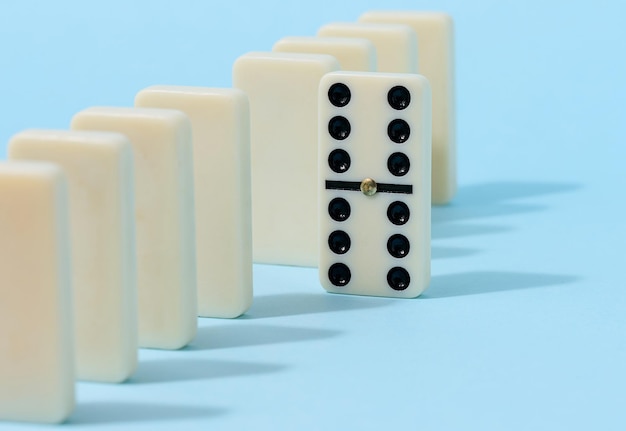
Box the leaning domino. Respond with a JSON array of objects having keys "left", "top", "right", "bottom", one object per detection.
[
  {"left": 135, "top": 86, "right": 252, "bottom": 318},
  {"left": 273, "top": 36, "right": 376, "bottom": 72},
  {"left": 9, "top": 130, "right": 138, "bottom": 383},
  {"left": 317, "top": 22, "right": 417, "bottom": 73},
  {"left": 319, "top": 71, "right": 431, "bottom": 298},
  {"left": 360, "top": 11, "right": 456, "bottom": 204},
  {"left": 233, "top": 52, "right": 340, "bottom": 267},
  {"left": 0, "top": 162, "right": 75, "bottom": 423},
  {"left": 72, "top": 107, "right": 197, "bottom": 350}
]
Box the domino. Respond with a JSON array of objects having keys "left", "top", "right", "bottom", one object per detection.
[
  {"left": 233, "top": 52, "right": 340, "bottom": 267},
  {"left": 318, "top": 71, "right": 432, "bottom": 298},
  {"left": 273, "top": 36, "right": 376, "bottom": 71},
  {"left": 71, "top": 107, "right": 197, "bottom": 350},
  {"left": 0, "top": 162, "right": 74, "bottom": 423},
  {"left": 317, "top": 22, "right": 417, "bottom": 73},
  {"left": 8, "top": 130, "right": 137, "bottom": 383},
  {"left": 135, "top": 86, "right": 252, "bottom": 318},
  {"left": 359, "top": 11, "right": 456, "bottom": 204}
]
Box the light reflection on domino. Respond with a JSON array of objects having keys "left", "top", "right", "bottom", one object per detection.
[
  {"left": 273, "top": 36, "right": 376, "bottom": 72},
  {"left": 9, "top": 130, "right": 138, "bottom": 382},
  {"left": 72, "top": 107, "right": 197, "bottom": 350},
  {"left": 135, "top": 86, "right": 252, "bottom": 318},
  {"left": 360, "top": 11, "right": 456, "bottom": 204},
  {"left": 319, "top": 71, "right": 431, "bottom": 298},
  {"left": 0, "top": 161, "right": 74, "bottom": 423},
  {"left": 317, "top": 22, "right": 417, "bottom": 73}
]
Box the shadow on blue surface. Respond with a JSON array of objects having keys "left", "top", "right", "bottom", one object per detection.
[
  {"left": 67, "top": 402, "right": 225, "bottom": 425},
  {"left": 432, "top": 245, "right": 480, "bottom": 259},
  {"left": 238, "top": 292, "right": 392, "bottom": 319},
  {"left": 432, "top": 181, "right": 581, "bottom": 236},
  {"left": 128, "top": 358, "right": 286, "bottom": 384},
  {"left": 423, "top": 271, "right": 580, "bottom": 299},
  {"left": 432, "top": 223, "right": 513, "bottom": 239},
  {"left": 188, "top": 323, "right": 340, "bottom": 350}
]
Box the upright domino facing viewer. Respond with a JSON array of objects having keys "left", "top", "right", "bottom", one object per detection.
[
  {"left": 135, "top": 87, "right": 252, "bottom": 318},
  {"left": 319, "top": 71, "right": 432, "bottom": 298},
  {"left": 9, "top": 130, "right": 137, "bottom": 383},
  {"left": 317, "top": 22, "right": 417, "bottom": 73},
  {"left": 72, "top": 107, "right": 197, "bottom": 350},
  {"left": 233, "top": 52, "right": 340, "bottom": 267},
  {"left": 360, "top": 11, "right": 456, "bottom": 204},
  {"left": 0, "top": 162, "right": 74, "bottom": 423},
  {"left": 273, "top": 36, "right": 376, "bottom": 72}
]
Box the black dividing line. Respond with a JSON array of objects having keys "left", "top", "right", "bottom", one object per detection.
[
  {"left": 325, "top": 180, "right": 361, "bottom": 191},
  {"left": 378, "top": 183, "right": 413, "bottom": 194},
  {"left": 325, "top": 180, "right": 412, "bottom": 194}
]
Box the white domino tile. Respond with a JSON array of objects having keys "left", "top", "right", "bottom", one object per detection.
[
  {"left": 0, "top": 161, "right": 75, "bottom": 423},
  {"left": 319, "top": 71, "right": 431, "bottom": 298},
  {"left": 233, "top": 52, "right": 340, "bottom": 267},
  {"left": 273, "top": 36, "right": 376, "bottom": 72},
  {"left": 9, "top": 130, "right": 138, "bottom": 383},
  {"left": 71, "top": 107, "right": 197, "bottom": 350},
  {"left": 360, "top": 11, "right": 456, "bottom": 204},
  {"left": 317, "top": 22, "right": 417, "bottom": 73},
  {"left": 135, "top": 86, "right": 252, "bottom": 318}
]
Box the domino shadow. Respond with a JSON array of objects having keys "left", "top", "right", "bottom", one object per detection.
[
  {"left": 431, "top": 245, "right": 480, "bottom": 259},
  {"left": 239, "top": 292, "right": 393, "bottom": 319},
  {"left": 68, "top": 401, "right": 225, "bottom": 425},
  {"left": 422, "top": 270, "right": 580, "bottom": 299},
  {"left": 432, "top": 181, "right": 581, "bottom": 237},
  {"left": 188, "top": 323, "right": 340, "bottom": 351},
  {"left": 432, "top": 223, "right": 513, "bottom": 240},
  {"left": 128, "top": 358, "right": 286, "bottom": 384}
]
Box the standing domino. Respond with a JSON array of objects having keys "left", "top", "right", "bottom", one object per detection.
[
  {"left": 273, "top": 36, "right": 376, "bottom": 72},
  {"left": 72, "top": 107, "right": 197, "bottom": 350},
  {"left": 319, "top": 71, "right": 431, "bottom": 298},
  {"left": 135, "top": 86, "right": 252, "bottom": 318},
  {"left": 233, "top": 52, "right": 339, "bottom": 267},
  {"left": 0, "top": 162, "right": 74, "bottom": 423},
  {"left": 360, "top": 11, "right": 456, "bottom": 204},
  {"left": 9, "top": 130, "right": 137, "bottom": 383},
  {"left": 317, "top": 22, "right": 417, "bottom": 73}
]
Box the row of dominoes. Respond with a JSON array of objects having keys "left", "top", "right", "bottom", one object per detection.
[{"left": 0, "top": 10, "right": 454, "bottom": 424}]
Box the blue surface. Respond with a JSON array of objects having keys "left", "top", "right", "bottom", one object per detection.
[{"left": 1, "top": 1, "right": 625, "bottom": 429}]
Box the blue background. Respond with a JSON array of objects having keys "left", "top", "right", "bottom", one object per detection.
[{"left": 1, "top": 0, "right": 625, "bottom": 429}]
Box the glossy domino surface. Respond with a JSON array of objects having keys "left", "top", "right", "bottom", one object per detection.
[
  {"left": 8, "top": 130, "right": 138, "bottom": 383},
  {"left": 135, "top": 86, "right": 252, "bottom": 318},
  {"left": 319, "top": 72, "right": 431, "bottom": 298},
  {"left": 0, "top": 162, "right": 74, "bottom": 423},
  {"left": 233, "top": 52, "right": 340, "bottom": 267},
  {"left": 71, "top": 107, "right": 197, "bottom": 350}
]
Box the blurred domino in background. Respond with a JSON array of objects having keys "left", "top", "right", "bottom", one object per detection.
[
  {"left": 8, "top": 130, "right": 138, "bottom": 383},
  {"left": 273, "top": 36, "right": 376, "bottom": 71},
  {"left": 318, "top": 71, "right": 431, "bottom": 298},
  {"left": 0, "top": 162, "right": 74, "bottom": 423},
  {"left": 317, "top": 22, "right": 417, "bottom": 73},
  {"left": 233, "top": 52, "right": 340, "bottom": 267},
  {"left": 71, "top": 107, "right": 197, "bottom": 350},
  {"left": 135, "top": 86, "right": 253, "bottom": 318},
  {"left": 360, "top": 11, "right": 456, "bottom": 204}
]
